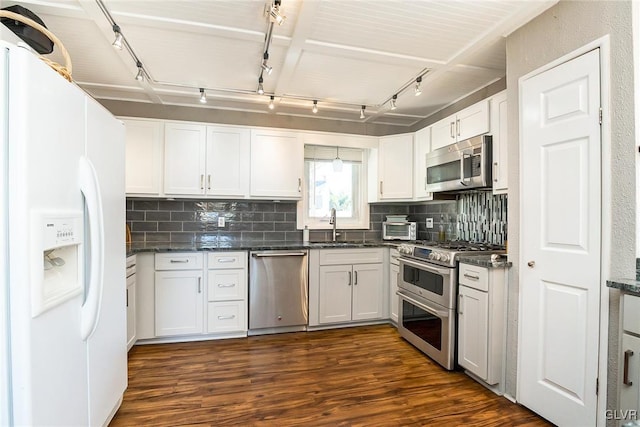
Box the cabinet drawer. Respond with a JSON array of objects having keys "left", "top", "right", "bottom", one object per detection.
[
  {"left": 624, "top": 294, "right": 640, "bottom": 335},
  {"left": 390, "top": 248, "right": 400, "bottom": 266},
  {"left": 155, "top": 253, "right": 203, "bottom": 270},
  {"left": 208, "top": 269, "right": 246, "bottom": 301},
  {"left": 207, "top": 301, "right": 246, "bottom": 333},
  {"left": 319, "top": 248, "right": 383, "bottom": 265},
  {"left": 459, "top": 263, "right": 489, "bottom": 292},
  {"left": 208, "top": 251, "right": 247, "bottom": 269}
]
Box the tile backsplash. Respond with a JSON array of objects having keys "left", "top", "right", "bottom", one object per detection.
[{"left": 127, "top": 192, "right": 507, "bottom": 244}]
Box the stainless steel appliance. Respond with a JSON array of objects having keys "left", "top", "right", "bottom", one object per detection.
[
  {"left": 425, "top": 135, "right": 492, "bottom": 192},
  {"left": 383, "top": 221, "right": 417, "bottom": 241},
  {"left": 249, "top": 250, "right": 308, "bottom": 335},
  {"left": 396, "top": 241, "right": 504, "bottom": 370}
]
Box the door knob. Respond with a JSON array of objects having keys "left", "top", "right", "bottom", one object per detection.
[{"left": 527, "top": 261, "right": 535, "bottom": 268}]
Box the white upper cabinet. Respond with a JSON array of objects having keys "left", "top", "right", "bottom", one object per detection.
[
  {"left": 164, "top": 123, "right": 250, "bottom": 198},
  {"left": 413, "top": 126, "right": 433, "bottom": 201},
  {"left": 377, "top": 133, "right": 414, "bottom": 200},
  {"left": 164, "top": 122, "right": 207, "bottom": 195},
  {"left": 431, "top": 99, "right": 490, "bottom": 151},
  {"left": 490, "top": 91, "right": 508, "bottom": 194},
  {"left": 123, "top": 118, "right": 164, "bottom": 196},
  {"left": 206, "top": 126, "right": 250, "bottom": 197},
  {"left": 250, "top": 129, "right": 303, "bottom": 199}
]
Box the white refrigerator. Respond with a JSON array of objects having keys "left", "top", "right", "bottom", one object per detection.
[{"left": 0, "top": 40, "right": 127, "bottom": 426}]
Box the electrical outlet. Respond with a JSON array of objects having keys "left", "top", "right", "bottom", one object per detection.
[
  {"left": 426, "top": 218, "right": 434, "bottom": 229},
  {"left": 218, "top": 217, "right": 225, "bottom": 227}
]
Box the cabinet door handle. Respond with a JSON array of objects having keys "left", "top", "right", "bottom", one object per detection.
[
  {"left": 624, "top": 349, "right": 634, "bottom": 386},
  {"left": 424, "top": 176, "right": 427, "bottom": 191},
  {"left": 493, "top": 162, "right": 498, "bottom": 183},
  {"left": 463, "top": 273, "right": 480, "bottom": 280},
  {"left": 198, "top": 277, "right": 202, "bottom": 293},
  {"left": 450, "top": 122, "right": 455, "bottom": 139},
  {"left": 218, "top": 315, "right": 236, "bottom": 320},
  {"left": 207, "top": 174, "right": 211, "bottom": 190},
  {"left": 218, "top": 283, "right": 236, "bottom": 288},
  {"left": 200, "top": 174, "right": 204, "bottom": 190},
  {"left": 456, "top": 118, "right": 460, "bottom": 136},
  {"left": 354, "top": 271, "right": 358, "bottom": 285},
  {"left": 458, "top": 294, "right": 463, "bottom": 315},
  {"left": 170, "top": 259, "right": 189, "bottom": 263},
  {"left": 298, "top": 178, "right": 302, "bottom": 192},
  {"left": 379, "top": 181, "right": 383, "bottom": 196},
  {"left": 348, "top": 271, "right": 352, "bottom": 286},
  {"left": 126, "top": 288, "right": 129, "bottom": 307}
]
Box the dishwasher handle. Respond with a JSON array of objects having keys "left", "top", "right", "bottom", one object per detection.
[{"left": 252, "top": 252, "right": 307, "bottom": 257}]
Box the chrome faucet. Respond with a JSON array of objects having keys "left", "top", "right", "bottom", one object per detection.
[{"left": 329, "top": 208, "right": 337, "bottom": 241}]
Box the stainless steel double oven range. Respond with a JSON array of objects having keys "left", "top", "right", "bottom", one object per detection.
[{"left": 396, "top": 241, "right": 505, "bottom": 370}]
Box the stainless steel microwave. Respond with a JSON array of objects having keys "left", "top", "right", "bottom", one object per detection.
[
  {"left": 425, "top": 135, "right": 492, "bottom": 192},
  {"left": 382, "top": 221, "right": 416, "bottom": 241}
]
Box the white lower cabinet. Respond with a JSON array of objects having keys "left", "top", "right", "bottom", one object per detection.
[
  {"left": 620, "top": 294, "right": 640, "bottom": 420},
  {"left": 126, "top": 255, "right": 137, "bottom": 350},
  {"left": 155, "top": 269, "right": 204, "bottom": 337},
  {"left": 314, "top": 249, "right": 385, "bottom": 325},
  {"left": 457, "top": 262, "right": 506, "bottom": 386}
]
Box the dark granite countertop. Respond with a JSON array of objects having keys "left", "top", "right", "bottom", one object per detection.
[
  {"left": 458, "top": 254, "right": 512, "bottom": 269},
  {"left": 127, "top": 240, "right": 395, "bottom": 255},
  {"left": 607, "top": 279, "right": 640, "bottom": 294}
]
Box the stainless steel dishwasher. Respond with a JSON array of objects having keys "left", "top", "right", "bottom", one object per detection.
[{"left": 248, "top": 250, "right": 308, "bottom": 335}]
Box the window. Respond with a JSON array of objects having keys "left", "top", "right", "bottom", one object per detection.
[{"left": 297, "top": 145, "right": 369, "bottom": 229}]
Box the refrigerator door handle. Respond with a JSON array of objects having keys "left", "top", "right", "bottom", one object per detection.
[{"left": 79, "top": 156, "right": 105, "bottom": 341}]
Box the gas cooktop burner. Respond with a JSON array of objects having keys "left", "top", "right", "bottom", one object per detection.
[{"left": 397, "top": 240, "right": 506, "bottom": 267}]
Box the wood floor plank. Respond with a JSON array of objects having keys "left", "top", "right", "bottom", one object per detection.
[{"left": 110, "top": 325, "right": 551, "bottom": 427}]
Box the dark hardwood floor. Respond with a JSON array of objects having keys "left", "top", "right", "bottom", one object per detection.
[{"left": 111, "top": 324, "right": 551, "bottom": 426}]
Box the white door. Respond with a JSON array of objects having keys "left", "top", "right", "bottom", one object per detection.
[
  {"left": 378, "top": 134, "right": 413, "bottom": 200},
  {"left": 164, "top": 123, "right": 206, "bottom": 195},
  {"left": 352, "top": 263, "right": 383, "bottom": 320},
  {"left": 519, "top": 49, "right": 601, "bottom": 426},
  {"left": 456, "top": 99, "right": 490, "bottom": 141},
  {"left": 389, "top": 263, "right": 399, "bottom": 323},
  {"left": 430, "top": 116, "right": 455, "bottom": 150},
  {"left": 458, "top": 285, "right": 488, "bottom": 380},
  {"left": 206, "top": 126, "right": 250, "bottom": 197},
  {"left": 155, "top": 270, "right": 204, "bottom": 336},
  {"left": 123, "top": 119, "right": 163, "bottom": 195},
  {"left": 250, "top": 130, "right": 303, "bottom": 199},
  {"left": 318, "top": 265, "right": 352, "bottom": 324}
]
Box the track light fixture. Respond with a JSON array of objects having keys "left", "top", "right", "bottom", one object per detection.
[
  {"left": 199, "top": 88, "right": 207, "bottom": 104},
  {"left": 111, "top": 24, "right": 123, "bottom": 50},
  {"left": 269, "top": 95, "right": 275, "bottom": 110},
  {"left": 312, "top": 100, "right": 318, "bottom": 114},
  {"left": 135, "top": 61, "right": 144, "bottom": 81},
  {"left": 360, "top": 105, "right": 366, "bottom": 120},
  {"left": 390, "top": 94, "right": 397, "bottom": 110},
  {"left": 261, "top": 52, "right": 273, "bottom": 75},
  {"left": 257, "top": 76, "right": 265, "bottom": 95},
  {"left": 267, "top": 0, "right": 286, "bottom": 26},
  {"left": 414, "top": 76, "right": 422, "bottom": 96}
]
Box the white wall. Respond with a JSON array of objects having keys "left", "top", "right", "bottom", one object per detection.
[{"left": 506, "top": 0, "right": 635, "bottom": 420}]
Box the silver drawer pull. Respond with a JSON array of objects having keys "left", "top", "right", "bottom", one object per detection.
[
  {"left": 170, "top": 259, "right": 189, "bottom": 263},
  {"left": 463, "top": 273, "right": 480, "bottom": 280},
  {"left": 218, "top": 315, "right": 236, "bottom": 320},
  {"left": 217, "top": 283, "right": 236, "bottom": 288},
  {"left": 217, "top": 258, "right": 235, "bottom": 263}
]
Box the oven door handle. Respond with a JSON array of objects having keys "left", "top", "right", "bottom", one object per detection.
[
  {"left": 397, "top": 291, "right": 450, "bottom": 318},
  {"left": 400, "top": 257, "right": 452, "bottom": 276}
]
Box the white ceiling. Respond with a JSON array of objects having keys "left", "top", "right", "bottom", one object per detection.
[{"left": 4, "top": 0, "right": 556, "bottom": 127}]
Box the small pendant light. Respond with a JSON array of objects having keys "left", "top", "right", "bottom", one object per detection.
[{"left": 332, "top": 146, "right": 343, "bottom": 172}]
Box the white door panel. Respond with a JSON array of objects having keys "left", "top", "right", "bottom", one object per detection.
[{"left": 519, "top": 48, "right": 601, "bottom": 426}]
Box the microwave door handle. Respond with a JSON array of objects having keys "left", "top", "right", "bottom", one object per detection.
[{"left": 460, "top": 152, "right": 471, "bottom": 186}]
